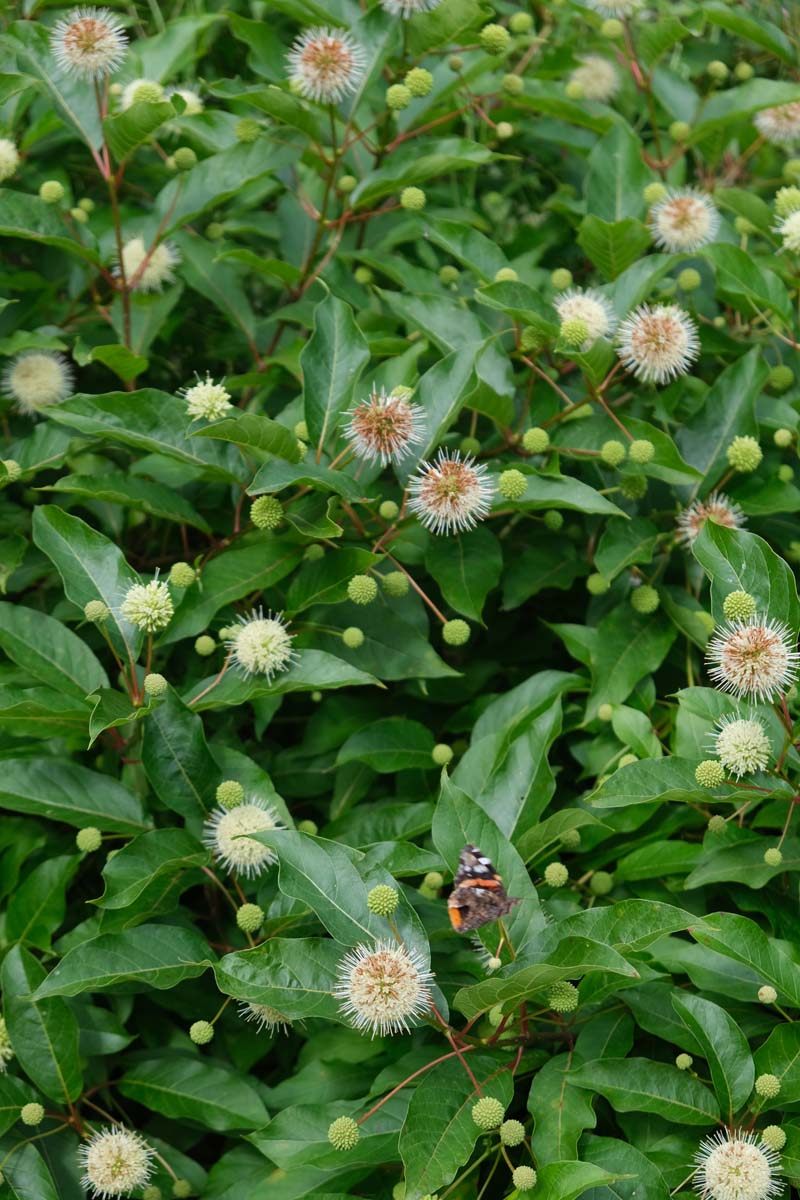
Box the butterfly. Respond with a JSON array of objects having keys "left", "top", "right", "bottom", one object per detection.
[{"left": 447, "top": 844, "right": 520, "bottom": 932}]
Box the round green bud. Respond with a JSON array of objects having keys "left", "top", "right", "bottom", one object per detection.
[
  {"left": 131, "top": 80, "right": 163, "bottom": 103},
  {"left": 676, "top": 1053, "right": 693, "bottom": 1071},
  {"left": 189, "top": 1020, "right": 214, "bottom": 1045},
  {"left": 769, "top": 364, "right": 794, "bottom": 392},
  {"left": 172, "top": 1181, "right": 191, "bottom": 1199},
  {"left": 631, "top": 585, "right": 659, "bottom": 614},
  {"left": 144, "top": 672, "right": 168, "bottom": 697},
  {"left": 544, "top": 862, "right": 569, "bottom": 888},
  {"left": 502, "top": 73, "right": 524, "bottom": 96},
  {"left": 677, "top": 268, "right": 701, "bottom": 293},
  {"left": 775, "top": 186, "right": 800, "bottom": 217},
  {"left": 439, "top": 265, "right": 460, "bottom": 285},
  {"left": 590, "top": 870, "right": 614, "bottom": 895},
  {"left": 236, "top": 903, "right": 264, "bottom": 933},
  {"left": 523, "top": 427, "right": 550, "bottom": 453},
  {"left": 487, "top": 1003, "right": 504, "bottom": 1027},
  {"left": 779, "top": 464, "right": 794, "bottom": 483},
  {"left": 392, "top": 1186, "right": 405, "bottom": 1200},
  {"left": 487, "top": 955, "right": 502, "bottom": 970},
  {"left": 586, "top": 573, "right": 611, "bottom": 596},
  {"left": 18, "top": 1102, "right": 44, "bottom": 1130},
  {"left": 305, "top": 543, "right": 325, "bottom": 561},
  {"left": 494, "top": 266, "right": 519, "bottom": 283},
  {"left": 764, "top": 847, "right": 783, "bottom": 866},
  {"left": 70, "top": 206, "right": 88, "bottom": 223},
  {"left": 543, "top": 510, "right": 563, "bottom": 532},
  {"left": 512, "top": 1167, "right": 537, "bottom": 1192},
  {"left": 550, "top": 268, "right": 572, "bottom": 290},
  {"left": 500, "top": 1119, "right": 526, "bottom": 1147},
  {"left": 348, "top": 575, "right": 378, "bottom": 605},
  {"left": 644, "top": 181, "right": 668, "bottom": 205},
  {"left": 251, "top": 495, "right": 283, "bottom": 531},
  {"left": 723, "top": 590, "right": 757, "bottom": 621},
  {"left": 601, "top": 17, "right": 624, "bottom": 36},
  {"left": 380, "top": 572, "right": 408, "bottom": 601},
  {"left": 708, "top": 814, "right": 727, "bottom": 833},
  {"left": 443, "top": 619, "right": 470, "bottom": 646},
  {"left": 367, "top": 884, "right": 399, "bottom": 916},
  {"left": 565, "top": 81, "right": 584, "bottom": 101},
  {"left": 620, "top": 474, "right": 647, "bottom": 500},
  {"left": 379, "top": 500, "right": 400, "bottom": 520},
  {"left": 292, "top": 420, "right": 308, "bottom": 440},
  {"left": 206, "top": 221, "right": 225, "bottom": 240},
  {"left": 448, "top": 55, "right": 464, "bottom": 71},
  {"left": 472, "top": 1096, "right": 505, "bottom": 1130},
  {"left": 328, "top": 1116, "right": 360, "bottom": 1151},
  {"left": 1, "top": 459, "right": 21, "bottom": 482},
  {"left": 169, "top": 561, "right": 195, "bottom": 588},
  {"left": 354, "top": 266, "right": 373, "bottom": 285},
  {"left": 548, "top": 981, "right": 579, "bottom": 1012},
  {"left": 598, "top": 703, "right": 614, "bottom": 722},
  {"left": 297, "top": 818, "right": 318, "bottom": 835},
  {"left": 338, "top": 174, "right": 357, "bottom": 194},
  {"left": 235, "top": 118, "right": 260, "bottom": 143},
  {"left": 668, "top": 121, "right": 691, "bottom": 143},
  {"left": 784, "top": 159, "right": 800, "bottom": 182},
  {"left": 628, "top": 439, "right": 655, "bottom": 464},
  {"left": 216, "top": 780, "right": 245, "bottom": 809},
  {"left": 84, "top": 600, "right": 109, "bottom": 623},
  {"left": 39, "top": 180, "right": 65, "bottom": 204},
  {"left": 759, "top": 985, "right": 778, "bottom": 1004},
  {"left": 400, "top": 186, "right": 426, "bottom": 210},
  {"left": 195, "top": 635, "right": 216, "bottom": 657},
  {"left": 600, "top": 439, "right": 626, "bottom": 467},
  {"left": 733, "top": 216, "right": 755, "bottom": 238},
  {"left": 423, "top": 871, "right": 443, "bottom": 890},
  {"left": 510, "top": 11, "right": 533, "bottom": 32},
  {"left": 734, "top": 61, "right": 754, "bottom": 81},
  {"left": 387, "top": 84, "right": 412, "bottom": 111},
  {"left": 76, "top": 827, "right": 102, "bottom": 853},
  {"left": 560, "top": 317, "right": 589, "bottom": 348},
  {"left": 459, "top": 437, "right": 481, "bottom": 457},
  {"left": 173, "top": 146, "right": 197, "bottom": 171},
  {"left": 755, "top": 1073, "right": 781, "bottom": 1099},
  {"left": 726, "top": 435, "right": 762, "bottom": 473},
  {"left": 78, "top": 198, "right": 95, "bottom": 214},
  {"left": 696, "top": 761, "right": 725, "bottom": 789},
  {"left": 498, "top": 468, "right": 527, "bottom": 500},
  {"left": 519, "top": 326, "right": 544, "bottom": 353},
  {"left": 480, "top": 23, "right": 511, "bottom": 54},
  {"left": 561, "top": 827, "right": 582, "bottom": 849},
  {"left": 342, "top": 626, "right": 365, "bottom": 649},
  {"left": 774, "top": 427, "right": 794, "bottom": 447},
  {"left": 761, "top": 1126, "right": 786, "bottom": 1151},
  {"left": 143, "top": 1188, "right": 163, "bottom": 1200},
  {"left": 708, "top": 60, "right": 729, "bottom": 81},
  {"left": 495, "top": 121, "right": 514, "bottom": 140},
  {"left": 404, "top": 67, "right": 433, "bottom": 97},
  {"left": 432, "top": 743, "right": 454, "bottom": 767}
]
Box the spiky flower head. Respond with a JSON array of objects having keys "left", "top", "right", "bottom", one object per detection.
[
  {"left": 173, "top": 1183, "right": 191, "bottom": 1199},
  {"left": 696, "top": 760, "right": 725, "bottom": 788},
  {"left": 78, "top": 1126, "right": 154, "bottom": 1198},
  {"left": 287, "top": 27, "right": 366, "bottom": 103},
  {"left": 758, "top": 986, "right": 778, "bottom": 1004},
  {"left": 348, "top": 575, "right": 378, "bottom": 605},
  {"left": 600, "top": 439, "right": 627, "bottom": 467},
  {"left": 472, "top": 1096, "right": 506, "bottom": 1129},
  {"left": 251, "top": 496, "right": 282, "bottom": 530},
  {"left": 443, "top": 618, "right": 470, "bottom": 645},
  {"left": 706, "top": 616, "right": 799, "bottom": 702},
  {"left": 119, "top": 237, "right": 179, "bottom": 292},
  {"left": 328, "top": 1116, "right": 360, "bottom": 1150},
  {"left": 203, "top": 797, "right": 283, "bottom": 879},
  {"left": 3, "top": 351, "right": 73, "bottom": 415},
  {"left": 409, "top": 449, "right": 495, "bottom": 535},
  {"left": 84, "top": 600, "right": 109, "bottom": 623},
  {"left": 726, "top": 436, "right": 763, "bottom": 473},
  {"left": 498, "top": 469, "right": 527, "bottom": 501},
  {"left": 569, "top": 56, "right": 619, "bottom": 103},
  {"left": 181, "top": 373, "right": 232, "bottom": 421},
  {"left": 334, "top": 940, "right": 433, "bottom": 1037},
  {"left": 775, "top": 186, "right": 800, "bottom": 217},
  {"left": 708, "top": 814, "right": 727, "bottom": 833},
  {"left": 346, "top": 385, "right": 425, "bottom": 465},
  {"left": 189, "top": 1020, "right": 214, "bottom": 1045},
  {"left": 648, "top": 188, "right": 720, "bottom": 252},
  {"left": 548, "top": 981, "right": 579, "bottom": 1012},
  {"left": 629, "top": 439, "right": 655, "bottom": 464},
  {"left": 20, "top": 1102, "right": 44, "bottom": 1127},
  {"left": 677, "top": 1053, "right": 694, "bottom": 1070},
  {"left": 500, "top": 1119, "right": 526, "bottom": 1147},
  {"left": 342, "top": 626, "right": 365, "bottom": 648},
  {"left": 676, "top": 492, "right": 745, "bottom": 545},
  {"left": 120, "top": 576, "right": 174, "bottom": 633},
  {"left": 0, "top": 139, "right": 19, "bottom": 183},
  {"left": 761, "top": 1127, "right": 786, "bottom": 1152},
  {"left": 479, "top": 23, "right": 511, "bottom": 54},
  {"left": 544, "top": 862, "right": 569, "bottom": 888},
  {"left": 714, "top": 717, "right": 771, "bottom": 778},
  {"left": 631, "top": 585, "right": 659, "bottom": 614},
  {"left": 616, "top": 304, "right": 700, "bottom": 385},
  {"left": 513, "top": 1167, "right": 537, "bottom": 1192},
  {"left": 216, "top": 780, "right": 245, "bottom": 809},
  {"left": 239, "top": 1002, "right": 292, "bottom": 1034},
  {"left": 236, "top": 903, "right": 264, "bottom": 933},
  {"left": 367, "top": 884, "right": 399, "bottom": 916},
  {"left": 224, "top": 609, "right": 295, "bottom": 680},
  {"left": 755, "top": 102, "right": 800, "bottom": 146},
  {"left": 523, "top": 427, "right": 550, "bottom": 453},
  {"left": 381, "top": 0, "right": 442, "bottom": 14},
  {"left": 755, "top": 1074, "right": 781, "bottom": 1100},
  {"left": 724, "top": 591, "right": 757, "bottom": 622},
  {"left": 51, "top": 8, "right": 128, "bottom": 80},
  {"left": 560, "top": 317, "right": 590, "bottom": 349},
  {"left": 693, "top": 1128, "right": 781, "bottom": 1200},
  {"left": 143, "top": 673, "right": 167, "bottom": 697},
  {"left": 77, "top": 826, "right": 102, "bottom": 852},
  {"left": 400, "top": 186, "right": 426, "bottom": 209},
  {"left": 382, "top": 571, "right": 409, "bottom": 597},
  {"left": 776, "top": 209, "right": 800, "bottom": 253},
  {"left": 169, "top": 562, "right": 196, "bottom": 588},
  {"left": 405, "top": 67, "right": 433, "bottom": 96},
  {"left": 120, "top": 78, "right": 164, "bottom": 109},
  {"left": 388, "top": 84, "right": 413, "bottom": 110}
]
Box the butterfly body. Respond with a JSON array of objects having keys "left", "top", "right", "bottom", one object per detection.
[{"left": 447, "top": 844, "right": 520, "bottom": 932}]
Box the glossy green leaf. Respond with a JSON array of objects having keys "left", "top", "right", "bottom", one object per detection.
[
  {"left": 569, "top": 1058, "right": 719, "bottom": 1124},
  {"left": 2, "top": 945, "right": 82, "bottom": 1103}
]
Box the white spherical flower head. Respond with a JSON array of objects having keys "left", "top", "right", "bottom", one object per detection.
[
  {"left": 408, "top": 449, "right": 496, "bottom": 535},
  {"left": 118, "top": 236, "right": 179, "bottom": 292},
  {"left": 649, "top": 188, "right": 720, "bottom": 252},
  {"left": 616, "top": 303, "right": 700, "bottom": 385},
  {"left": 182, "top": 373, "right": 232, "bottom": 421},
  {"left": 694, "top": 1128, "right": 781, "bottom": 1200},
  {"left": 713, "top": 716, "right": 771, "bottom": 778},
  {"left": 346, "top": 385, "right": 425, "bottom": 465},
  {"left": 51, "top": 7, "right": 128, "bottom": 80},
  {"left": 238, "top": 1001, "right": 292, "bottom": 1034},
  {"left": 776, "top": 210, "right": 800, "bottom": 254},
  {"left": 225, "top": 609, "right": 296, "bottom": 680},
  {"left": 554, "top": 288, "right": 616, "bottom": 341},
  {"left": 120, "top": 576, "right": 174, "bottom": 633},
  {"left": 755, "top": 102, "right": 800, "bottom": 147},
  {"left": 707, "top": 616, "right": 800, "bottom": 703},
  {"left": 0, "top": 138, "right": 20, "bottom": 183},
  {"left": 170, "top": 87, "right": 204, "bottom": 115},
  {"left": 569, "top": 56, "right": 620, "bottom": 103},
  {"left": 584, "top": 0, "right": 641, "bottom": 15},
  {"left": 287, "top": 27, "right": 367, "bottom": 103},
  {"left": 203, "top": 798, "right": 283, "bottom": 878},
  {"left": 676, "top": 492, "right": 745, "bottom": 546},
  {"left": 381, "top": 0, "right": 442, "bottom": 15},
  {"left": 335, "top": 940, "right": 433, "bottom": 1036},
  {"left": 3, "top": 351, "right": 74, "bottom": 415},
  {"left": 78, "top": 1125, "right": 154, "bottom": 1199}
]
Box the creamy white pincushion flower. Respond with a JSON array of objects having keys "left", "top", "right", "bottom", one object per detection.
[
  {"left": 693, "top": 1128, "right": 781, "bottom": 1200},
  {"left": 755, "top": 102, "right": 800, "bottom": 147},
  {"left": 203, "top": 798, "right": 282, "bottom": 878},
  {"left": 3, "top": 351, "right": 74, "bottom": 415},
  {"left": 381, "top": 0, "right": 442, "bottom": 15},
  {"left": 120, "top": 78, "right": 164, "bottom": 109},
  {"left": 707, "top": 616, "right": 800, "bottom": 703},
  {"left": 713, "top": 716, "right": 771, "bottom": 778},
  {"left": 182, "top": 373, "right": 232, "bottom": 421},
  {"left": 239, "top": 1001, "right": 292, "bottom": 1034},
  {"left": 554, "top": 288, "right": 616, "bottom": 341},
  {"left": 287, "top": 27, "right": 366, "bottom": 103},
  {"left": 0, "top": 139, "right": 20, "bottom": 183},
  {"left": 335, "top": 940, "right": 433, "bottom": 1037},
  {"left": 78, "top": 1125, "right": 154, "bottom": 1199},
  {"left": 409, "top": 449, "right": 496, "bottom": 535},
  {"left": 346, "top": 385, "right": 426, "bottom": 465},
  {"left": 120, "top": 576, "right": 173, "bottom": 633},
  {"left": 776, "top": 210, "right": 800, "bottom": 253},
  {"left": 649, "top": 188, "right": 720, "bottom": 252},
  {"left": 569, "top": 56, "right": 619, "bottom": 103},
  {"left": 224, "top": 609, "right": 296, "bottom": 680},
  {"left": 170, "top": 87, "right": 204, "bottom": 115},
  {"left": 51, "top": 7, "right": 128, "bottom": 80},
  {"left": 616, "top": 303, "right": 700, "bottom": 385},
  {"left": 584, "top": 0, "right": 641, "bottom": 15},
  {"left": 676, "top": 492, "right": 745, "bottom": 545},
  {"left": 0, "top": 1016, "right": 13, "bottom": 1072},
  {"left": 118, "top": 236, "right": 179, "bottom": 292}
]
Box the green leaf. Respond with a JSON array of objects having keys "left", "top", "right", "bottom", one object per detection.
[
  {"left": 693, "top": 521, "right": 800, "bottom": 631},
  {"left": 0, "top": 687, "right": 89, "bottom": 740},
  {"left": 2, "top": 945, "right": 82, "bottom": 1103},
  {"left": 581, "top": 1136, "right": 669, "bottom": 1200},
  {"left": 88, "top": 687, "right": 152, "bottom": 746},
  {"left": 6, "top": 855, "right": 78, "bottom": 951},
  {"left": 0, "top": 187, "right": 102, "bottom": 266},
  {"left": 676, "top": 351, "right": 765, "bottom": 492},
  {"left": 287, "top": 548, "right": 378, "bottom": 613},
  {"left": 589, "top": 756, "right": 728, "bottom": 809},
  {"left": 578, "top": 216, "right": 652, "bottom": 280},
  {"left": 691, "top": 912, "right": 800, "bottom": 1008},
  {"left": 584, "top": 125, "right": 650, "bottom": 222},
  {"left": 191, "top": 412, "right": 302, "bottom": 463},
  {"left": 0, "top": 602, "right": 108, "bottom": 699},
  {"left": 0, "top": 1136, "right": 59, "bottom": 1200},
  {"left": 589, "top": 609, "right": 677, "bottom": 710},
  {"left": 502, "top": 537, "right": 585, "bottom": 609},
  {"left": 0, "top": 1077, "right": 36, "bottom": 1138},
  {"left": 513, "top": 473, "right": 626, "bottom": 517},
  {"left": 337, "top": 718, "right": 435, "bottom": 772},
  {"left": 87, "top": 343, "right": 149, "bottom": 382},
  {"left": 531, "top": 1161, "right": 623, "bottom": 1200},
  {"left": 0, "top": 758, "right": 148, "bottom": 832},
  {"left": 41, "top": 472, "right": 211, "bottom": 532},
  {"left": 351, "top": 138, "right": 495, "bottom": 208},
  {"left": 702, "top": 243, "right": 791, "bottom": 323},
  {"left": 301, "top": 293, "right": 370, "bottom": 454},
  {"left": 529, "top": 1054, "right": 597, "bottom": 1165},
  {"left": 120, "top": 1052, "right": 269, "bottom": 1132},
  {"left": 249, "top": 456, "right": 373, "bottom": 502},
  {"left": 753, "top": 1024, "right": 800, "bottom": 1104},
  {"left": 672, "top": 992, "right": 754, "bottom": 1120},
  {"left": 141, "top": 688, "right": 219, "bottom": 819},
  {"left": 703, "top": 1, "right": 794, "bottom": 62},
  {"left": 423, "top": 218, "right": 508, "bottom": 282},
  {"left": 214, "top": 938, "right": 343, "bottom": 1021},
  {"left": 95, "top": 829, "right": 208, "bottom": 910},
  {"left": 569, "top": 1058, "right": 719, "bottom": 1124},
  {"left": 250, "top": 1094, "right": 407, "bottom": 1171},
  {"left": 207, "top": 80, "right": 322, "bottom": 140},
  {"left": 515, "top": 809, "right": 608, "bottom": 865},
  {"left": 425, "top": 528, "right": 502, "bottom": 621},
  {"left": 595, "top": 518, "right": 660, "bottom": 582},
  {"left": 185, "top": 648, "right": 381, "bottom": 710}
]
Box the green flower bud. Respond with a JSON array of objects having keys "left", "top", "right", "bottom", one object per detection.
[
  {"left": 498, "top": 468, "right": 527, "bottom": 500},
  {"left": 339, "top": 174, "right": 357, "bottom": 193},
  {"left": 480, "top": 23, "right": 511, "bottom": 54},
  {"left": 173, "top": 146, "right": 197, "bottom": 171},
  {"left": 472, "top": 1096, "right": 505, "bottom": 1129},
  {"left": 400, "top": 186, "right": 426, "bottom": 210},
  {"left": 775, "top": 186, "right": 800, "bottom": 217},
  {"left": 379, "top": 572, "right": 408, "bottom": 600},
  {"left": 236, "top": 903, "right": 264, "bottom": 933},
  {"left": 79, "top": 198, "right": 95, "bottom": 214},
  {"left": 495, "top": 121, "right": 514, "bottom": 140},
  {"left": 502, "top": 74, "right": 524, "bottom": 96},
  {"left": 251, "top": 495, "right": 283, "bottom": 530},
  {"left": 189, "top": 1020, "right": 214, "bottom": 1045},
  {"left": 676, "top": 1053, "right": 693, "bottom": 1070},
  {"left": 39, "top": 180, "right": 65, "bottom": 204},
  {"left": 84, "top": 600, "right": 110, "bottom": 623},
  {"left": 755, "top": 1073, "right": 781, "bottom": 1099},
  {"left": 387, "top": 84, "right": 412, "bottom": 111},
  {"left": 297, "top": 818, "right": 318, "bottom": 835},
  {"left": 423, "top": 871, "right": 443, "bottom": 890},
  {"left": 216, "top": 780, "right": 245, "bottom": 809},
  {"left": 448, "top": 55, "right": 464, "bottom": 72},
  {"left": 668, "top": 121, "right": 690, "bottom": 143},
  {"left": 404, "top": 67, "right": 433, "bottom": 97},
  {"left": 696, "top": 761, "right": 725, "bottom": 788},
  {"left": 367, "top": 884, "right": 399, "bottom": 916},
  {"left": 620, "top": 474, "right": 647, "bottom": 500},
  {"left": 784, "top": 159, "right": 800, "bottom": 183},
  {"left": 143, "top": 1188, "right": 163, "bottom": 1200},
  {"left": 601, "top": 17, "right": 623, "bottom": 36},
  {"left": 235, "top": 118, "right": 260, "bottom": 143},
  {"left": 707, "top": 60, "right": 729, "bottom": 81},
  {"left": 494, "top": 266, "right": 519, "bottom": 283},
  {"left": 677, "top": 268, "right": 701, "bottom": 292},
  {"left": 354, "top": 266, "right": 373, "bottom": 285},
  {"left": 726, "top": 435, "right": 762, "bottom": 473},
  {"left": 519, "top": 326, "right": 544, "bottom": 353},
  {"left": 590, "top": 870, "right": 614, "bottom": 895},
  {"left": 144, "top": 672, "right": 168, "bottom": 697},
  {"left": 561, "top": 827, "right": 581, "bottom": 849},
  {"left": 631, "top": 585, "right": 659, "bottom": 614},
  {"left": 513, "top": 1167, "right": 537, "bottom": 1192},
  {"left": 550, "top": 268, "right": 572, "bottom": 290},
  {"left": 305, "top": 543, "right": 325, "bottom": 561},
  {"left": 443, "top": 619, "right": 470, "bottom": 646},
  {"left": 598, "top": 703, "right": 614, "bottom": 721},
  {"left": 70, "top": 207, "right": 88, "bottom": 223},
  {"left": 707, "top": 814, "right": 727, "bottom": 833},
  {"left": 432, "top": 743, "right": 454, "bottom": 766},
  {"left": 172, "top": 1181, "right": 192, "bottom": 1198},
  {"left": 734, "top": 61, "right": 754, "bottom": 81},
  {"left": 510, "top": 11, "right": 533, "bottom": 32},
  {"left": 459, "top": 436, "right": 481, "bottom": 456},
  {"left": 586, "top": 573, "right": 610, "bottom": 595},
  {"left": 500, "top": 1118, "right": 526, "bottom": 1146},
  {"left": 600, "top": 439, "right": 626, "bottom": 467},
  {"left": 439, "top": 265, "right": 460, "bottom": 285},
  {"left": 628, "top": 439, "right": 655, "bottom": 464},
  {"left": 644, "top": 181, "right": 668, "bottom": 205},
  {"left": 206, "top": 222, "right": 225, "bottom": 240},
  {"left": 328, "top": 1116, "right": 360, "bottom": 1150},
  {"left": 734, "top": 216, "right": 755, "bottom": 237},
  {"left": 486, "top": 955, "right": 502, "bottom": 970},
  {"left": 779, "top": 464, "right": 794, "bottom": 483},
  {"left": 342, "top": 626, "right": 365, "bottom": 649},
  {"left": 761, "top": 1126, "right": 786, "bottom": 1151},
  {"left": 544, "top": 862, "right": 569, "bottom": 888},
  {"left": 169, "top": 561, "right": 196, "bottom": 588},
  {"left": 523, "top": 427, "right": 550, "bottom": 453},
  {"left": 764, "top": 847, "right": 783, "bottom": 866},
  {"left": 76, "top": 827, "right": 102, "bottom": 853},
  {"left": 769, "top": 365, "right": 794, "bottom": 392},
  {"left": 195, "top": 635, "right": 216, "bottom": 657},
  {"left": 774, "top": 427, "right": 794, "bottom": 447},
  {"left": 131, "top": 80, "right": 163, "bottom": 103},
  {"left": 547, "top": 981, "right": 579, "bottom": 1012},
  {"left": 565, "top": 81, "right": 584, "bottom": 101},
  {"left": 560, "top": 317, "right": 589, "bottom": 348},
  {"left": 723, "top": 590, "right": 757, "bottom": 621},
  {"left": 348, "top": 575, "right": 378, "bottom": 605},
  {"left": 379, "top": 500, "right": 400, "bottom": 520},
  {"left": 20, "top": 1102, "right": 44, "bottom": 1127}
]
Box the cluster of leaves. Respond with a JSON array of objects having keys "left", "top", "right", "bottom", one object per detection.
[{"left": 3, "top": 0, "right": 800, "bottom": 1198}]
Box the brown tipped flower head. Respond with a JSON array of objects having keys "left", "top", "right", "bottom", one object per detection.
[
  {"left": 693, "top": 1128, "right": 781, "bottom": 1200},
  {"left": 78, "top": 1126, "right": 154, "bottom": 1198},
  {"left": 238, "top": 1002, "right": 292, "bottom": 1034},
  {"left": 616, "top": 304, "right": 700, "bottom": 384},
  {"left": 335, "top": 940, "right": 433, "bottom": 1036},
  {"left": 203, "top": 797, "right": 283, "bottom": 878},
  {"left": 707, "top": 616, "right": 799, "bottom": 702},
  {"left": 408, "top": 449, "right": 495, "bottom": 535},
  {"left": 346, "top": 385, "right": 425, "bottom": 465},
  {"left": 648, "top": 188, "right": 720, "bottom": 252},
  {"left": 676, "top": 492, "right": 745, "bottom": 545},
  {"left": 287, "top": 27, "right": 366, "bottom": 103},
  {"left": 554, "top": 288, "right": 616, "bottom": 340},
  {"left": 755, "top": 102, "right": 800, "bottom": 146},
  {"left": 51, "top": 7, "right": 128, "bottom": 79}
]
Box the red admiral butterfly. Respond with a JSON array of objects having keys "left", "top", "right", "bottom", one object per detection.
[{"left": 447, "top": 844, "right": 520, "bottom": 932}]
